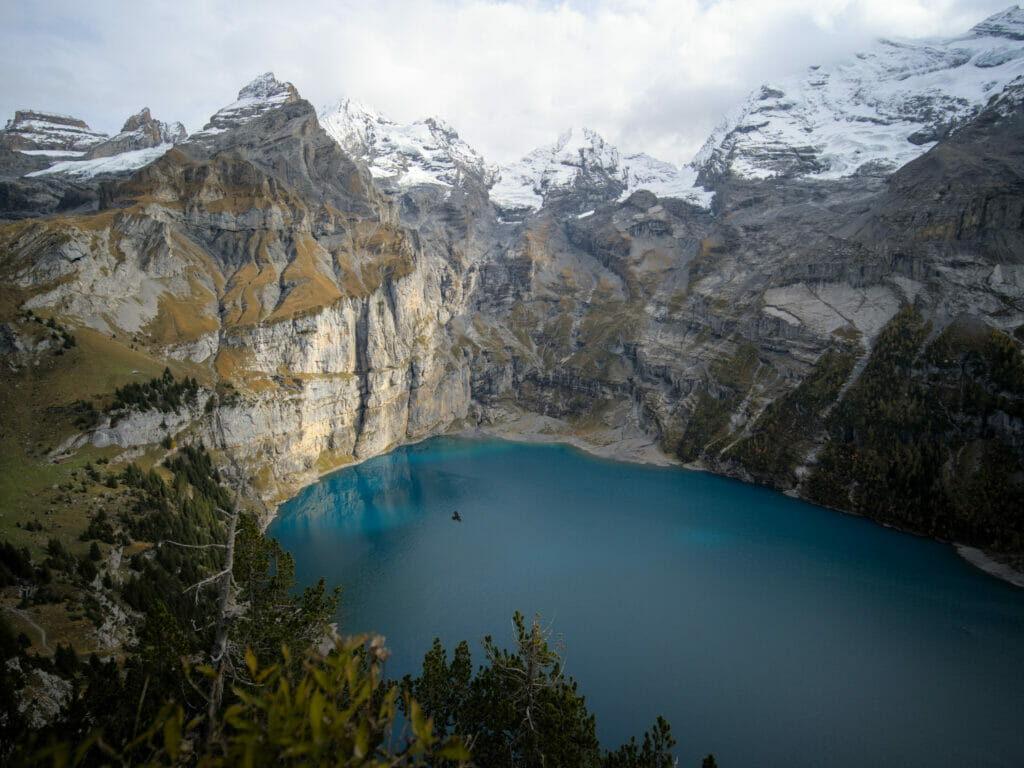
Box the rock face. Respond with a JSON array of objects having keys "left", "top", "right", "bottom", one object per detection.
[
  {"left": 0, "top": 9, "right": 1022, "bottom": 550},
  {"left": 86, "top": 108, "right": 186, "bottom": 158},
  {"left": 0, "top": 110, "right": 107, "bottom": 153},
  {"left": 0, "top": 75, "right": 473, "bottom": 503},
  {"left": 188, "top": 72, "right": 300, "bottom": 148}
]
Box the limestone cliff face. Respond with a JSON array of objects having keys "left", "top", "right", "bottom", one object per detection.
[{"left": 0, "top": 78, "right": 474, "bottom": 507}]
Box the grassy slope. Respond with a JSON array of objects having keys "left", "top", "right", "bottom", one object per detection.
[{"left": 0, "top": 313, "right": 211, "bottom": 655}]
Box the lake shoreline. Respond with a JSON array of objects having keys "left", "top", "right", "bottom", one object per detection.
[
  {"left": 461, "top": 411, "right": 677, "bottom": 468},
  {"left": 275, "top": 415, "right": 1024, "bottom": 591},
  {"left": 955, "top": 546, "right": 1024, "bottom": 589}
]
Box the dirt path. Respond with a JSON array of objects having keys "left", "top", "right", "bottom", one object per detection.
[{"left": 3, "top": 605, "right": 52, "bottom": 654}]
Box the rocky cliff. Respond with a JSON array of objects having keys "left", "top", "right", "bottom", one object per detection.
[
  {"left": 1, "top": 12, "right": 1022, "bottom": 557},
  {"left": 0, "top": 110, "right": 107, "bottom": 154},
  {"left": 0, "top": 74, "right": 474, "bottom": 508},
  {"left": 86, "top": 108, "right": 186, "bottom": 159}
]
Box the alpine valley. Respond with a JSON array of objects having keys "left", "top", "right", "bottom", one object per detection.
[{"left": 2, "top": 3, "right": 1024, "bottom": 684}]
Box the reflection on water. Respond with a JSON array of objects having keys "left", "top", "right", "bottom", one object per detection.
[{"left": 271, "top": 437, "right": 1024, "bottom": 768}]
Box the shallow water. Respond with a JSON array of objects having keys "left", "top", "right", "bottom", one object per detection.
[{"left": 269, "top": 437, "right": 1024, "bottom": 767}]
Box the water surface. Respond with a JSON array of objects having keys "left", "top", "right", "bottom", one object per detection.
[{"left": 269, "top": 437, "right": 1024, "bottom": 767}]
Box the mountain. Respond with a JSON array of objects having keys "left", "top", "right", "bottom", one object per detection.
[
  {"left": 188, "top": 71, "right": 300, "bottom": 148},
  {"left": 491, "top": 126, "right": 711, "bottom": 217},
  {"left": 318, "top": 98, "right": 497, "bottom": 191},
  {"left": 22, "top": 108, "right": 187, "bottom": 183},
  {"left": 87, "top": 108, "right": 185, "bottom": 158},
  {"left": 317, "top": 104, "right": 711, "bottom": 218},
  {"left": 0, "top": 106, "right": 188, "bottom": 220},
  {"left": 1, "top": 71, "right": 469, "bottom": 493},
  {"left": 0, "top": 7, "right": 1022, "bottom": 595},
  {"left": 0, "top": 110, "right": 107, "bottom": 154},
  {"left": 693, "top": 5, "right": 1024, "bottom": 185}
]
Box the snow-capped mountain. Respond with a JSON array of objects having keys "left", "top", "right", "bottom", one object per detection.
[
  {"left": 693, "top": 5, "right": 1024, "bottom": 183},
  {"left": 490, "top": 127, "right": 712, "bottom": 215},
  {"left": 319, "top": 104, "right": 711, "bottom": 214},
  {"left": 188, "top": 72, "right": 299, "bottom": 147},
  {"left": 0, "top": 110, "right": 107, "bottom": 154},
  {"left": 318, "top": 98, "right": 497, "bottom": 190}
]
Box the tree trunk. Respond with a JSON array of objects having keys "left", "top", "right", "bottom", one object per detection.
[{"left": 206, "top": 495, "right": 239, "bottom": 745}]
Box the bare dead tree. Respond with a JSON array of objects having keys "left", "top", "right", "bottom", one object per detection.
[{"left": 206, "top": 496, "right": 239, "bottom": 744}]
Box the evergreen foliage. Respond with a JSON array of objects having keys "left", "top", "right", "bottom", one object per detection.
[
  {"left": 602, "top": 716, "right": 676, "bottom": 768},
  {"left": 677, "top": 344, "right": 760, "bottom": 462},
  {"left": 44, "top": 538, "right": 77, "bottom": 575},
  {"left": 110, "top": 367, "right": 200, "bottom": 414},
  {"left": 403, "top": 612, "right": 679, "bottom": 768},
  {"left": 80, "top": 511, "right": 116, "bottom": 545},
  {"left": 230, "top": 514, "right": 340, "bottom": 674},
  {"left": 0, "top": 539, "right": 35, "bottom": 586},
  {"left": 807, "top": 307, "right": 1024, "bottom": 548},
  {"left": 32, "top": 638, "right": 469, "bottom": 768},
  {"left": 725, "top": 348, "right": 855, "bottom": 484},
  {"left": 71, "top": 400, "right": 100, "bottom": 430},
  {"left": 0, "top": 614, "right": 28, "bottom": 764},
  {"left": 677, "top": 390, "right": 732, "bottom": 463},
  {"left": 8, "top": 444, "right": 342, "bottom": 767}
]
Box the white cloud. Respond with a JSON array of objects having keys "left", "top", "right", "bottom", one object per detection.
[{"left": 0, "top": 0, "right": 1014, "bottom": 166}]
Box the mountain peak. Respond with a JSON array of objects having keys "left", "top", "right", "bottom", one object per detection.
[
  {"left": 0, "top": 109, "right": 107, "bottom": 153},
  {"left": 190, "top": 73, "right": 301, "bottom": 145},
  {"left": 238, "top": 72, "right": 299, "bottom": 103},
  {"left": 87, "top": 107, "right": 185, "bottom": 159},
  {"left": 970, "top": 5, "right": 1024, "bottom": 40},
  {"left": 545, "top": 126, "right": 611, "bottom": 156},
  {"left": 121, "top": 107, "right": 153, "bottom": 132},
  {"left": 692, "top": 9, "right": 1024, "bottom": 185},
  {"left": 318, "top": 98, "right": 497, "bottom": 190},
  {"left": 491, "top": 126, "right": 710, "bottom": 217}
]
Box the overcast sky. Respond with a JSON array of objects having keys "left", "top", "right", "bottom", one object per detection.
[{"left": 0, "top": 0, "right": 1013, "bottom": 165}]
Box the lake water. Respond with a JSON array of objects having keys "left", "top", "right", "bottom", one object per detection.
[{"left": 269, "top": 437, "right": 1024, "bottom": 767}]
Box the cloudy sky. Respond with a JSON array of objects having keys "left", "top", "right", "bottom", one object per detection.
[{"left": 0, "top": 0, "right": 1013, "bottom": 165}]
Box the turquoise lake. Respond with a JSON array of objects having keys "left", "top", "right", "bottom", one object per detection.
[{"left": 269, "top": 437, "right": 1024, "bottom": 767}]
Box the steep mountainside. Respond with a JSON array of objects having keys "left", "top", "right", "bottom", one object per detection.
[
  {"left": 1, "top": 74, "right": 472, "bottom": 506},
  {"left": 0, "top": 9, "right": 1022, "bottom": 575}
]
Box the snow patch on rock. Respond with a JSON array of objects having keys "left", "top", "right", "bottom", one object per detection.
[
  {"left": 189, "top": 72, "right": 299, "bottom": 145},
  {"left": 27, "top": 144, "right": 173, "bottom": 180}
]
